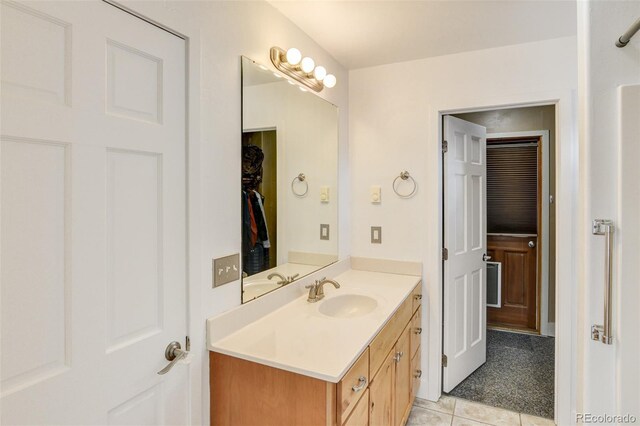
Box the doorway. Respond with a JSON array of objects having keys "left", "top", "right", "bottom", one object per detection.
[{"left": 441, "top": 106, "right": 556, "bottom": 419}]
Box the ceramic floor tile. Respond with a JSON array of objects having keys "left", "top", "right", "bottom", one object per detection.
[
  {"left": 454, "top": 399, "right": 520, "bottom": 426},
  {"left": 520, "top": 413, "right": 555, "bottom": 426},
  {"left": 407, "top": 406, "right": 453, "bottom": 426},
  {"left": 414, "top": 395, "right": 457, "bottom": 414},
  {"left": 452, "top": 416, "right": 495, "bottom": 426}
]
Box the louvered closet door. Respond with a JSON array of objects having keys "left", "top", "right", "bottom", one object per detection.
[{"left": 1, "top": 2, "right": 189, "bottom": 424}]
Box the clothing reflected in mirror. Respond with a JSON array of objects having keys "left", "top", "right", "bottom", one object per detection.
[{"left": 242, "top": 140, "right": 275, "bottom": 277}]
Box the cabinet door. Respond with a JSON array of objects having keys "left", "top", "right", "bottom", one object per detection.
[
  {"left": 344, "top": 389, "right": 369, "bottom": 426},
  {"left": 369, "top": 351, "right": 394, "bottom": 426},
  {"left": 394, "top": 325, "right": 411, "bottom": 426}
]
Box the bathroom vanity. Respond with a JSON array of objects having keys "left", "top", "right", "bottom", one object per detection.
[{"left": 207, "top": 266, "right": 423, "bottom": 426}]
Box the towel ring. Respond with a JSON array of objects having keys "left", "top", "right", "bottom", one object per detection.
[
  {"left": 291, "top": 173, "right": 308, "bottom": 197},
  {"left": 393, "top": 171, "right": 417, "bottom": 198}
]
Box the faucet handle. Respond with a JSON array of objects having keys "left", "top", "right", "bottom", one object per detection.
[{"left": 305, "top": 283, "right": 315, "bottom": 289}]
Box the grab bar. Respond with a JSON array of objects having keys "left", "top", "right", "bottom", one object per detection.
[{"left": 591, "top": 219, "right": 614, "bottom": 344}]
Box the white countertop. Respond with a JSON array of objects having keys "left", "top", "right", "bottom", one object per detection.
[{"left": 208, "top": 269, "right": 421, "bottom": 383}]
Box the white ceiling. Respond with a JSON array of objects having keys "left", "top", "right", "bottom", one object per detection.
[{"left": 268, "top": 1, "right": 577, "bottom": 70}]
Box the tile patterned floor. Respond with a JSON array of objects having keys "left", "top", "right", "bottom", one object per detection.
[
  {"left": 447, "top": 329, "right": 555, "bottom": 419},
  {"left": 409, "top": 396, "right": 555, "bottom": 426}
]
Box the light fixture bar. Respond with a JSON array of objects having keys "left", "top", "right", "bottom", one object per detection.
[{"left": 270, "top": 46, "right": 324, "bottom": 92}]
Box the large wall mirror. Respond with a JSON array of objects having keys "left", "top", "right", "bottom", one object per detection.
[{"left": 241, "top": 56, "right": 338, "bottom": 303}]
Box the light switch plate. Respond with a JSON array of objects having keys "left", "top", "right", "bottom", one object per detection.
[
  {"left": 320, "top": 224, "right": 330, "bottom": 240},
  {"left": 320, "top": 186, "right": 330, "bottom": 203},
  {"left": 371, "top": 226, "right": 382, "bottom": 244},
  {"left": 371, "top": 185, "right": 381, "bottom": 204},
  {"left": 213, "top": 254, "right": 240, "bottom": 287}
]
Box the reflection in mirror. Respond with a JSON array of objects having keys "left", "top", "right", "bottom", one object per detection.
[{"left": 241, "top": 56, "right": 338, "bottom": 303}]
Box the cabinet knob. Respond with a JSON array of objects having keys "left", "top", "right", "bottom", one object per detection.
[
  {"left": 528, "top": 240, "right": 536, "bottom": 248},
  {"left": 414, "top": 294, "right": 422, "bottom": 301},
  {"left": 414, "top": 327, "right": 423, "bottom": 335},
  {"left": 414, "top": 369, "right": 422, "bottom": 379}
]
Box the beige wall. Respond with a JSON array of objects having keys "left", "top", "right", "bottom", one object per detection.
[{"left": 454, "top": 105, "right": 556, "bottom": 323}]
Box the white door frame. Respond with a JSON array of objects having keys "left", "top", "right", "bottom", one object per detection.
[
  {"left": 422, "top": 90, "right": 577, "bottom": 426},
  {"left": 104, "top": 1, "right": 204, "bottom": 424},
  {"left": 487, "top": 129, "right": 552, "bottom": 337}
]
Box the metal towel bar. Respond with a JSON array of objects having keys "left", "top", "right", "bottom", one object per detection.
[
  {"left": 591, "top": 219, "right": 614, "bottom": 345},
  {"left": 616, "top": 17, "right": 640, "bottom": 48}
]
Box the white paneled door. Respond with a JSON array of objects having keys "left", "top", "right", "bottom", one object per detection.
[
  {"left": 443, "top": 116, "right": 487, "bottom": 392},
  {"left": 1, "top": 1, "right": 188, "bottom": 424}
]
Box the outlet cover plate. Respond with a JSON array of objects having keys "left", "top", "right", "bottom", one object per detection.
[
  {"left": 320, "top": 224, "right": 330, "bottom": 240},
  {"left": 213, "top": 254, "right": 240, "bottom": 287},
  {"left": 371, "top": 226, "right": 382, "bottom": 244}
]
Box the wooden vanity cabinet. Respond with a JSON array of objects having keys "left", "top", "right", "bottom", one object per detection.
[{"left": 209, "top": 282, "right": 423, "bottom": 426}]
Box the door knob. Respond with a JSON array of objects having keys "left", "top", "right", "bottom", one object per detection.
[
  {"left": 483, "top": 253, "right": 492, "bottom": 261},
  {"left": 157, "top": 341, "right": 188, "bottom": 375},
  {"left": 528, "top": 241, "right": 535, "bottom": 248}
]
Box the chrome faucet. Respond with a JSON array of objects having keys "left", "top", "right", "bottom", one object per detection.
[
  {"left": 267, "top": 272, "right": 300, "bottom": 286},
  {"left": 306, "top": 277, "right": 340, "bottom": 302},
  {"left": 267, "top": 272, "right": 287, "bottom": 285}
]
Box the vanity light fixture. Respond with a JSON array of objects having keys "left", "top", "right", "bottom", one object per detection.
[{"left": 270, "top": 46, "right": 337, "bottom": 92}]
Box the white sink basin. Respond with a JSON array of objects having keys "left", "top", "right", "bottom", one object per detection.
[{"left": 318, "top": 294, "right": 378, "bottom": 318}]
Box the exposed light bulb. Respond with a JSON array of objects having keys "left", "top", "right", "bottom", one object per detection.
[
  {"left": 313, "top": 66, "right": 327, "bottom": 81},
  {"left": 300, "top": 57, "right": 315, "bottom": 74},
  {"left": 285, "top": 48, "right": 302, "bottom": 65},
  {"left": 323, "top": 74, "right": 337, "bottom": 88}
]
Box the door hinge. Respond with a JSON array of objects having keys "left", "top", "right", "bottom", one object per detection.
[
  {"left": 185, "top": 336, "right": 191, "bottom": 351},
  {"left": 442, "top": 248, "right": 448, "bottom": 261},
  {"left": 442, "top": 140, "right": 448, "bottom": 153},
  {"left": 442, "top": 354, "right": 448, "bottom": 367}
]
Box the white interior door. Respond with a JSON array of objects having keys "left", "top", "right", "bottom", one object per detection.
[
  {"left": 1, "top": 1, "right": 189, "bottom": 424},
  {"left": 443, "top": 115, "right": 487, "bottom": 393}
]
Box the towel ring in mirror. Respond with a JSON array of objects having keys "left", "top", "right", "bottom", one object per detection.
[
  {"left": 291, "top": 173, "right": 309, "bottom": 197},
  {"left": 393, "top": 171, "right": 417, "bottom": 198}
]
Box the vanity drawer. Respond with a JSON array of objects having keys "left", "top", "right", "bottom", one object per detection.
[
  {"left": 411, "top": 282, "right": 422, "bottom": 313},
  {"left": 338, "top": 348, "right": 370, "bottom": 424},
  {"left": 411, "top": 346, "right": 422, "bottom": 402},
  {"left": 410, "top": 309, "right": 422, "bottom": 358},
  {"left": 343, "top": 389, "right": 369, "bottom": 426},
  {"left": 369, "top": 295, "right": 413, "bottom": 377}
]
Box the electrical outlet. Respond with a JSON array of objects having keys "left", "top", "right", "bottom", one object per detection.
[
  {"left": 320, "top": 224, "right": 330, "bottom": 240},
  {"left": 213, "top": 254, "right": 240, "bottom": 287},
  {"left": 371, "top": 226, "right": 382, "bottom": 244}
]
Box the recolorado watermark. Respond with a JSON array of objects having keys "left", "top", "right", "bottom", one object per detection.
[{"left": 576, "top": 413, "right": 637, "bottom": 424}]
